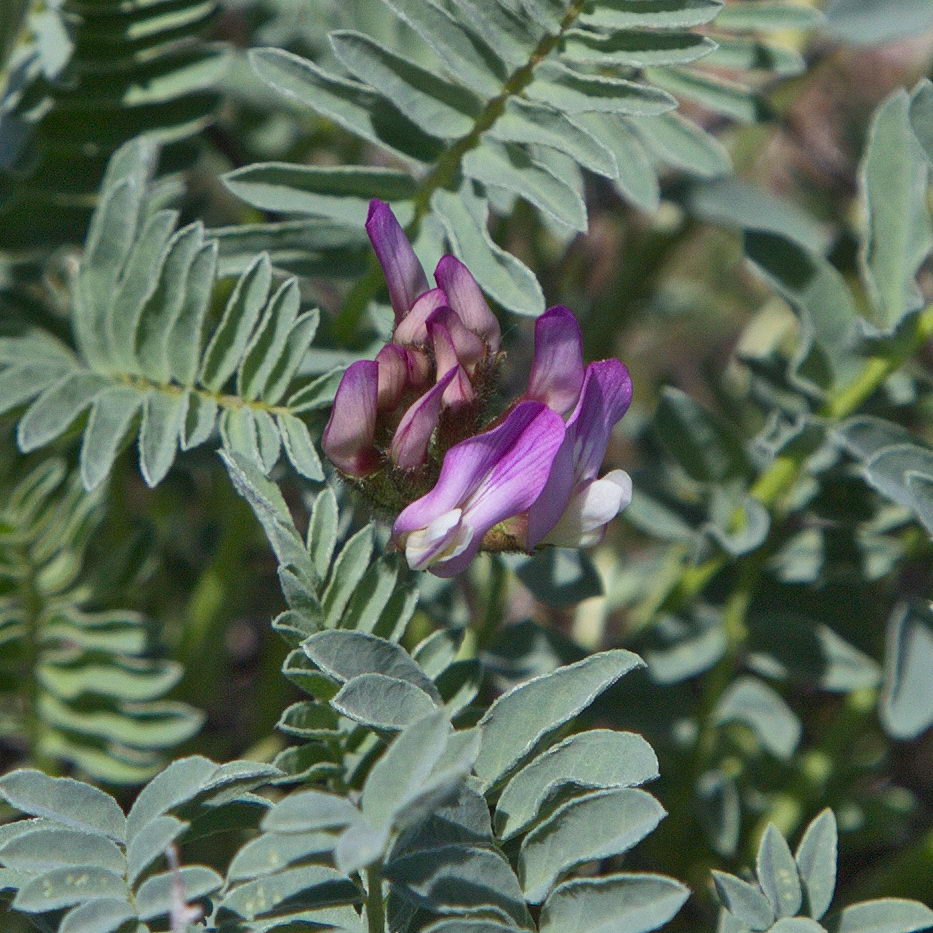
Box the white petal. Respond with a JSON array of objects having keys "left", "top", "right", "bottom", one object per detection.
[
  {"left": 542, "top": 470, "right": 632, "bottom": 547},
  {"left": 404, "top": 508, "right": 473, "bottom": 571}
]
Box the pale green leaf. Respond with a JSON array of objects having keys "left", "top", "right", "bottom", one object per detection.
[
  {"left": 287, "top": 367, "right": 344, "bottom": 413},
  {"left": 17, "top": 373, "right": 108, "bottom": 453},
  {"left": 860, "top": 89, "right": 932, "bottom": 330},
  {"left": 495, "top": 729, "right": 658, "bottom": 840},
  {"left": 138, "top": 391, "right": 186, "bottom": 487},
  {"left": 307, "top": 486, "right": 339, "bottom": 579},
  {"left": 475, "top": 649, "right": 643, "bottom": 789},
  {"left": 376, "top": 0, "right": 505, "bottom": 96},
  {"left": 135, "top": 223, "right": 204, "bottom": 384},
  {"left": 341, "top": 556, "right": 401, "bottom": 635},
  {"left": 227, "top": 829, "right": 335, "bottom": 881},
  {"left": 716, "top": 2, "right": 824, "bottom": 30},
  {"left": 647, "top": 67, "right": 767, "bottom": 123},
  {"left": 330, "top": 30, "right": 481, "bottom": 138},
  {"left": 0, "top": 771, "right": 125, "bottom": 841},
  {"left": 539, "top": 873, "right": 689, "bottom": 933},
  {"left": 561, "top": 29, "right": 715, "bottom": 67},
  {"left": 795, "top": 809, "right": 837, "bottom": 921},
  {"left": 12, "top": 867, "right": 126, "bottom": 912},
  {"left": 224, "top": 164, "right": 416, "bottom": 225},
  {"left": 219, "top": 864, "right": 359, "bottom": 919},
  {"left": 757, "top": 823, "right": 803, "bottom": 918},
  {"left": 248, "top": 48, "right": 444, "bottom": 165},
  {"left": 263, "top": 311, "right": 320, "bottom": 404},
  {"left": 527, "top": 62, "right": 676, "bottom": 116},
  {"left": 432, "top": 185, "right": 544, "bottom": 316},
  {"left": 580, "top": 0, "right": 724, "bottom": 29},
  {"left": 880, "top": 602, "right": 933, "bottom": 740},
  {"left": 570, "top": 113, "right": 659, "bottom": 211},
  {"left": 331, "top": 673, "right": 438, "bottom": 730},
  {"left": 80, "top": 388, "right": 144, "bottom": 490},
  {"left": 237, "top": 279, "right": 301, "bottom": 400},
  {"left": 109, "top": 210, "right": 180, "bottom": 373},
  {"left": 715, "top": 677, "right": 800, "bottom": 760},
  {"left": 322, "top": 525, "right": 375, "bottom": 624},
  {"left": 263, "top": 789, "right": 359, "bottom": 834},
  {"left": 0, "top": 827, "right": 124, "bottom": 874},
  {"left": 702, "top": 37, "right": 804, "bottom": 76},
  {"left": 126, "top": 815, "right": 186, "bottom": 885},
  {"left": 59, "top": 899, "right": 136, "bottom": 933},
  {"left": 463, "top": 142, "right": 587, "bottom": 231},
  {"left": 200, "top": 253, "right": 272, "bottom": 392},
  {"left": 126, "top": 756, "right": 217, "bottom": 841},
  {"left": 385, "top": 845, "right": 531, "bottom": 929},
  {"left": 910, "top": 80, "right": 933, "bottom": 165},
  {"left": 487, "top": 98, "right": 617, "bottom": 179},
  {"left": 633, "top": 111, "right": 730, "bottom": 177},
  {"left": 181, "top": 392, "right": 218, "bottom": 450},
  {"left": 136, "top": 865, "right": 223, "bottom": 920},
  {"left": 278, "top": 413, "right": 325, "bottom": 480},
  {"left": 519, "top": 787, "right": 666, "bottom": 903},
  {"left": 712, "top": 871, "right": 774, "bottom": 929},
  {"left": 168, "top": 241, "right": 218, "bottom": 386},
  {"left": 303, "top": 630, "right": 441, "bottom": 701},
  {"left": 825, "top": 899, "right": 933, "bottom": 933}
]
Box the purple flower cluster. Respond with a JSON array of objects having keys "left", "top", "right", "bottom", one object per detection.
[{"left": 323, "top": 201, "right": 633, "bottom": 577}]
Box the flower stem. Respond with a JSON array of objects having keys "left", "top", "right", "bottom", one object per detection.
[{"left": 365, "top": 866, "right": 385, "bottom": 933}]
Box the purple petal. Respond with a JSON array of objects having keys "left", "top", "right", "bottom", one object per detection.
[
  {"left": 434, "top": 255, "right": 501, "bottom": 352},
  {"left": 322, "top": 360, "right": 379, "bottom": 477},
  {"left": 427, "top": 307, "right": 485, "bottom": 371},
  {"left": 394, "top": 402, "right": 556, "bottom": 538},
  {"left": 526, "top": 358, "right": 632, "bottom": 546},
  {"left": 393, "top": 288, "right": 447, "bottom": 346},
  {"left": 375, "top": 344, "right": 409, "bottom": 412},
  {"left": 566, "top": 359, "right": 632, "bottom": 484},
  {"left": 428, "top": 315, "right": 477, "bottom": 409},
  {"left": 525, "top": 431, "right": 576, "bottom": 549},
  {"left": 366, "top": 200, "right": 429, "bottom": 322},
  {"left": 525, "top": 306, "right": 585, "bottom": 416},
  {"left": 390, "top": 367, "right": 457, "bottom": 469}
]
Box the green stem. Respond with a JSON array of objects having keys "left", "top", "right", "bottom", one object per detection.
[
  {"left": 365, "top": 865, "right": 385, "bottom": 933},
  {"left": 632, "top": 303, "right": 933, "bottom": 625},
  {"left": 115, "top": 373, "right": 296, "bottom": 417},
  {"left": 476, "top": 554, "right": 508, "bottom": 650},
  {"left": 334, "top": 1, "right": 589, "bottom": 340}
]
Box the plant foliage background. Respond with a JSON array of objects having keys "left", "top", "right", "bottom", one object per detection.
[{"left": 0, "top": 0, "right": 932, "bottom": 931}]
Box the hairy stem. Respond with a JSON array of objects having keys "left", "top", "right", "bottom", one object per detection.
[{"left": 365, "top": 865, "right": 385, "bottom": 933}]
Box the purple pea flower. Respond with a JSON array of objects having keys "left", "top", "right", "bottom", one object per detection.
[
  {"left": 366, "top": 200, "right": 429, "bottom": 323},
  {"left": 321, "top": 360, "right": 380, "bottom": 477},
  {"left": 366, "top": 200, "right": 500, "bottom": 355},
  {"left": 524, "top": 305, "right": 586, "bottom": 416},
  {"left": 526, "top": 359, "right": 633, "bottom": 549},
  {"left": 393, "top": 402, "right": 566, "bottom": 577}
]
